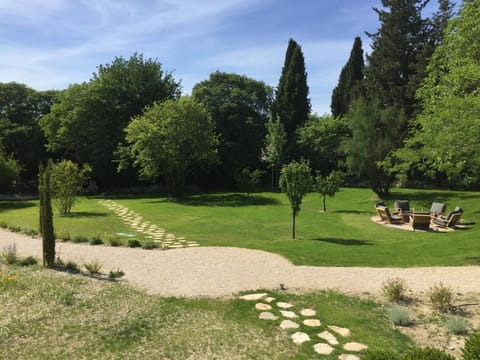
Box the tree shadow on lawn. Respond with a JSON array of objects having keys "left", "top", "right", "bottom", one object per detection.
[
  {"left": 60, "top": 211, "right": 107, "bottom": 218},
  {"left": 334, "top": 210, "right": 372, "bottom": 215},
  {"left": 313, "top": 237, "right": 374, "bottom": 246},
  {"left": 0, "top": 201, "right": 36, "bottom": 213},
  {"left": 385, "top": 191, "right": 480, "bottom": 205},
  {"left": 464, "top": 257, "right": 480, "bottom": 265},
  {"left": 152, "top": 193, "right": 281, "bottom": 207}
]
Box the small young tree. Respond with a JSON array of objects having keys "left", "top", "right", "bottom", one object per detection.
[
  {"left": 263, "top": 114, "right": 286, "bottom": 190},
  {"left": 235, "top": 168, "right": 265, "bottom": 196},
  {"left": 51, "top": 160, "right": 91, "bottom": 215},
  {"left": 315, "top": 170, "right": 344, "bottom": 212},
  {"left": 279, "top": 160, "right": 312, "bottom": 239},
  {"left": 39, "top": 161, "right": 55, "bottom": 267}
]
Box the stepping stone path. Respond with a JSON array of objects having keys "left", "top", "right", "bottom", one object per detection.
[
  {"left": 98, "top": 200, "right": 199, "bottom": 249},
  {"left": 239, "top": 292, "right": 369, "bottom": 358}
]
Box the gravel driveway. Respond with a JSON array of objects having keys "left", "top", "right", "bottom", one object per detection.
[{"left": 1, "top": 228, "right": 479, "bottom": 298}]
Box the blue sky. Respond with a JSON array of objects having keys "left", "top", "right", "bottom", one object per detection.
[{"left": 0, "top": 0, "right": 444, "bottom": 114}]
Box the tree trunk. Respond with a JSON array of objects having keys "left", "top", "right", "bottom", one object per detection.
[
  {"left": 292, "top": 214, "right": 296, "bottom": 239},
  {"left": 323, "top": 195, "right": 327, "bottom": 212}
]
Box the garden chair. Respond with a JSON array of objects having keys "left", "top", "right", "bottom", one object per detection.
[
  {"left": 394, "top": 200, "right": 410, "bottom": 213},
  {"left": 429, "top": 202, "right": 446, "bottom": 216},
  {"left": 432, "top": 207, "right": 463, "bottom": 228},
  {"left": 376, "top": 206, "right": 403, "bottom": 224}
]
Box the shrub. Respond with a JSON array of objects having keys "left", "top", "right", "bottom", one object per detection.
[
  {"left": 446, "top": 316, "right": 468, "bottom": 335},
  {"left": 1, "top": 243, "right": 17, "bottom": 264},
  {"left": 142, "top": 240, "right": 158, "bottom": 250},
  {"left": 108, "top": 268, "right": 125, "bottom": 279},
  {"left": 65, "top": 260, "right": 80, "bottom": 273},
  {"left": 25, "top": 228, "right": 38, "bottom": 237},
  {"left": 127, "top": 239, "right": 141, "bottom": 248},
  {"left": 8, "top": 226, "right": 21, "bottom": 233},
  {"left": 362, "top": 349, "right": 400, "bottom": 360},
  {"left": 382, "top": 278, "right": 408, "bottom": 302},
  {"left": 403, "top": 347, "right": 455, "bottom": 360},
  {"left": 428, "top": 283, "right": 454, "bottom": 312},
  {"left": 106, "top": 235, "right": 122, "bottom": 247},
  {"left": 386, "top": 305, "right": 411, "bottom": 326},
  {"left": 72, "top": 235, "right": 88, "bottom": 243},
  {"left": 84, "top": 259, "right": 102, "bottom": 275},
  {"left": 18, "top": 256, "right": 38, "bottom": 267},
  {"left": 462, "top": 330, "right": 480, "bottom": 360},
  {"left": 89, "top": 236, "right": 103, "bottom": 245}
]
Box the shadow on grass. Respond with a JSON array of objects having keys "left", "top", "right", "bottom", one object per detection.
[
  {"left": 155, "top": 193, "right": 281, "bottom": 207},
  {"left": 386, "top": 190, "right": 480, "bottom": 205},
  {"left": 0, "top": 201, "right": 36, "bottom": 212},
  {"left": 60, "top": 211, "right": 107, "bottom": 218},
  {"left": 313, "top": 237, "right": 374, "bottom": 246},
  {"left": 334, "top": 210, "right": 372, "bottom": 215},
  {"left": 464, "top": 257, "right": 480, "bottom": 265}
]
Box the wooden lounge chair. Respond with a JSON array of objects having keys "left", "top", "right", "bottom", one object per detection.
[
  {"left": 430, "top": 202, "right": 446, "bottom": 216},
  {"left": 376, "top": 206, "right": 403, "bottom": 224},
  {"left": 432, "top": 207, "right": 463, "bottom": 228},
  {"left": 394, "top": 200, "right": 410, "bottom": 213}
]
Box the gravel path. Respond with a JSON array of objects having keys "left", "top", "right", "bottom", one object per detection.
[{"left": 1, "top": 228, "right": 479, "bottom": 298}]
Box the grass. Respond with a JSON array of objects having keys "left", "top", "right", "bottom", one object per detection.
[
  {"left": 0, "top": 187, "right": 479, "bottom": 267},
  {"left": 0, "top": 264, "right": 413, "bottom": 359}
]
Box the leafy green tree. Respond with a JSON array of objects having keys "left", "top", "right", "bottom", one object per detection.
[
  {"left": 235, "top": 168, "right": 265, "bottom": 196},
  {"left": 39, "top": 160, "right": 55, "bottom": 267},
  {"left": 395, "top": 1, "right": 480, "bottom": 186},
  {"left": 192, "top": 72, "right": 273, "bottom": 186},
  {"left": 0, "top": 150, "right": 21, "bottom": 193},
  {"left": 40, "top": 53, "right": 180, "bottom": 189},
  {"left": 118, "top": 97, "right": 218, "bottom": 196},
  {"left": 51, "top": 160, "right": 91, "bottom": 215},
  {"left": 331, "top": 36, "right": 365, "bottom": 118},
  {"left": 263, "top": 114, "right": 287, "bottom": 191},
  {"left": 296, "top": 114, "right": 349, "bottom": 175},
  {"left": 274, "top": 39, "right": 311, "bottom": 160},
  {"left": 279, "top": 160, "right": 312, "bottom": 239},
  {"left": 314, "top": 170, "right": 344, "bottom": 212}
]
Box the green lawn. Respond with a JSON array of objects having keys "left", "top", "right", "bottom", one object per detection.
[
  {"left": 0, "top": 264, "right": 413, "bottom": 359},
  {"left": 1, "top": 187, "right": 479, "bottom": 267}
]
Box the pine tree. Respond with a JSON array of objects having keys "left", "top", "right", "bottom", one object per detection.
[
  {"left": 274, "top": 39, "right": 311, "bottom": 160},
  {"left": 331, "top": 36, "right": 365, "bottom": 118},
  {"left": 39, "top": 161, "right": 55, "bottom": 267}
]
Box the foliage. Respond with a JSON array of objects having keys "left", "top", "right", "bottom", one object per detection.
[
  {"left": 445, "top": 316, "right": 468, "bottom": 336},
  {"left": 235, "top": 168, "right": 265, "bottom": 196},
  {"left": 0, "top": 269, "right": 17, "bottom": 288},
  {"left": 428, "top": 283, "right": 454, "bottom": 312},
  {"left": 127, "top": 239, "right": 141, "bottom": 248},
  {"left": 40, "top": 53, "right": 180, "bottom": 189},
  {"left": 382, "top": 278, "right": 408, "bottom": 303},
  {"left": 18, "top": 256, "right": 38, "bottom": 267},
  {"left": 89, "top": 236, "right": 103, "bottom": 245},
  {"left": 51, "top": 160, "right": 91, "bottom": 215},
  {"left": 1, "top": 243, "right": 17, "bottom": 264},
  {"left": 362, "top": 349, "right": 401, "bottom": 360},
  {"left": 386, "top": 305, "right": 411, "bottom": 326},
  {"left": 107, "top": 235, "right": 121, "bottom": 247},
  {"left": 0, "top": 150, "right": 21, "bottom": 193},
  {"left": 397, "top": 1, "right": 480, "bottom": 186},
  {"left": 462, "top": 330, "right": 480, "bottom": 360},
  {"left": 274, "top": 38, "right": 310, "bottom": 160},
  {"left": 192, "top": 71, "right": 273, "bottom": 186},
  {"left": 141, "top": 240, "right": 158, "bottom": 250},
  {"left": 65, "top": 260, "right": 80, "bottom": 273},
  {"left": 72, "top": 235, "right": 88, "bottom": 243},
  {"left": 331, "top": 36, "right": 365, "bottom": 118},
  {"left": 402, "top": 347, "right": 455, "bottom": 360},
  {"left": 279, "top": 159, "right": 312, "bottom": 239},
  {"left": 84, "top": 259, "right": 103, "bottom": 275},
  {"left": 263, "top": 114, "right": 286, "bottom": 190},
  {"left": 38, "top": 160, "right": 55, "bottom": 267},
  {"left": 314, "top": 170, "right": 344, "bottom": 212},
  {"left": 108, "top": 268, "right": 125, "bottom": 279},
  {"left": 297, "top": 114, "right": 349, "bottom": 175},
  {"left": 118, "top": 96, "right": 218, "bottom": 196},
  {"left": 58, "top": 291, "right": 75, "bottom": 306}
]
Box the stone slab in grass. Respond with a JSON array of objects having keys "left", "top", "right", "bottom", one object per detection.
[
  {"left": 300, "top": 308, "right": 316, "bottom": 317},
  {"left": 277, "top": 301, "right": 293, "bottom": 309},
  {"left": 328, "top": 325, "right": 351, "bottom": 337},
  {"left": 338, "top": 355, "right": 360, "bottom": 360},
  {"left": 259, "top": 312, "right": 278, "bottom": 320},
  {"left": 240, "top": 293, "right": 268, "bottom": 301},
  {"left": 265, "top": 297, "right": 275, "bottom": 303},
  {"left": 291, "top": 332, "right": 310, "bottom": 345},
  {"left": 255, "top": 303, "right": 272, "bottom": 311},
  {"left": 280, "top": 320, "right": 299, "bottom": 330},
  {"left": 313, "top": 343, "right": 334, "bottom": 355},
  {"left": 343, "top": 342, "right": 368, "bottom": 352},
  {"left": 317, "top": 330, "right": 338, "bottom": 345},
  {"left": 280, "top": 310, "right": 297, "bottom": 318},
  {"left": 303, "top": 319, "right": 321, "bottom": 327}
]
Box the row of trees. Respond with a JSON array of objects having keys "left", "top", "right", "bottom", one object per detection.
[{"left": 1, "top": 1, "right": 478, "bottom": 196}]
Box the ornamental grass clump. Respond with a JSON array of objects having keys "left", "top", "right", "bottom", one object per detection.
[
  {"left": 446, "top": 315, "right": 468, "bottom": 335},
  {"left": 428, "top": 283, "right": 454, "bottom": 312},
  {"left": 1, "top": 243, "right": 17, "bottom": 264},
  {"left": 382, "top": 278, "right": 408, "bottom": 303},
  {"left": 84, "top": 259, "right": 102, "bottom": 275},
  {"left": 386, "top": 305, "right": 411, "bottom": 326}
]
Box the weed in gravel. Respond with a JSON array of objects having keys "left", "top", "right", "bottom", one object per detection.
[
  {"left": 382, "top": 277, "right": 408, "bottom": 303},
  {"left": 108, "top": 268, "right": 125, "bottom": 280},
  {"left": 84, "top": 259, "right": 102, "bottom": 275},
  {"left": 428, "top": 283, "right": 454, "bottom": 312},
  {"left": 1, "top": 243, "right": 17, "bottom": 264},
  {"left": 65, "top": 260, "right": 80, "bottom": 273}
]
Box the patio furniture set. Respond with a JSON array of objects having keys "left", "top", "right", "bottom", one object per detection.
[{"left": 375, "top": 200, "right": 464, "bottom": 231}]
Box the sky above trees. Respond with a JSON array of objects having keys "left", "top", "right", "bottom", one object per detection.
[{"left": 0, "top": 0, "right": 448, "bottom": 114}]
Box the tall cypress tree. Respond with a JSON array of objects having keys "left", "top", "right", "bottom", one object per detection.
[
  {"left": 39, "top": 160, "right": 55, "bottom": 267},
  {"left": 274, "top": 39, "right": 311, "bottom": 160},
  {"left": 331, "top": 36, "right": 365, "bottom": 118}
]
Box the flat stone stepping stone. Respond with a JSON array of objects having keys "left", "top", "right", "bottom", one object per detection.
[
  {"left": 328, "top": 325, "right": 351, "bottom": 337},
  {"left": 280, "top": 320, "right": 299, "bottom": 330},
  {"left": 338, "top": 355, "right": 360, "bottom": 360},
  {"left": 187, "top": 244, "right": 200, "bottom": 247},
  {"left": 280, "top": 310, "right": 297, "bottom": 318},
  {"left": 318, "top": 330, "right": 339, "bottom": 345},
  {"left": 169, "top": 245, "right": 185, "bottom": 248},
  {"left": 265, "top": 297, "right": 275, "bottom": 303},
  {"left": 303, "top": 319, "right": 321, "bottom": 327},
  {"left": 300, "top": 308, "right": 316, "bottom": 317},
  {"left": 314, "top": 343, "right": 334, "bottom": 355},
  {"left": 240, "top": 293, "right": 267, "bottom": 301},
  {"left": 343, "top": 342, "right": 368, "bottom": 352},
  {"left": 291, "top": 332, "right": 310, "bottom": 345},
  {"left": 255, "top": 303, "right": 272, "bottom": 311},
  {"left": 259, "top": 312, "right": 278, "bottom": 320},
  {"left": 277, "top": 301, "right": 293, "bottom": 309}
]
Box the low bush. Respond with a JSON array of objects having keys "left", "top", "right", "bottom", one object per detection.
[
  {"left": 24, "top": 228, "right": 38, "bottom": 236},
  {"left": 403, "top": 347, "right": 455, "bottom": 360},
  {"left": 72, "top": 235, "right": 88, "bottom": 243},
  {"left": 1, "top": 243, "right": 17, "bottom": 264},
  {"left": 446, "top": 316, "right": 468, "bottom": 335},
  {"left": 382, "top": 278, "right": 408, "bottom": 302},
  {"left": 428, "top": 283, "right": 454, "bottom": 312},
  {"left": 127, "top": 239, "right": 141, "bottom": 248},
  {"left": 84, "top": 259, "right": 102, "bottom": 275},
  {"left": 141, "top": 240, "right": 158, "bottom": 250},
  {"left": 108, "top": 268, "right": 125, "bottom": 279},
  {"left": 386, "top": 305, "right": 411, "bottom": 326},
  {"left": 57, "top": 230, "right": 71, "bottom": 242},
  {"left": 106, "top": 235, "right": 122, "bottom": 247},
  {"left": 7, "top": 226, "right": 21, "bottom": 233},
  {"left": 65, "top": 260, "right": 80, "bottom": 273},
  {"left": 89, "top": 236, "right": 103, "bottom": 245},
  {"left": 18, "top": 256, "right": 38, "bottom": 267},
  {"left": 462, "top": 330, "right": 480, "bottom": 360}
]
